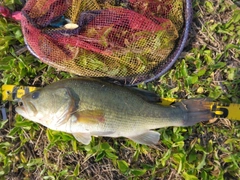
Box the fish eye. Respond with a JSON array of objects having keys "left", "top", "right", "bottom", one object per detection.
[{"left": 32, "top": 91, "right": 40, "bottom": 99}]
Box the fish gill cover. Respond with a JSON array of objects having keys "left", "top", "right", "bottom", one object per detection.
[{"left": 20, "top": 0, "right": 191, "bottom": 84}]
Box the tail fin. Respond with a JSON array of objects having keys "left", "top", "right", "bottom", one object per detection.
[{"left": 175, "top": 99, "right": 214, "bottom": 126}]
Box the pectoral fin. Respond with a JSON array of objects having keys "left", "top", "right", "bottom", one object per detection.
[
  {"left": 128, "top": 130, "right": 160, "bottom": 145},
  {"left": 75, "top": 110, "right": 105, "bottom": 125},
  {"left": 72, "top": 132, "right": 91, "bottom": 145}
]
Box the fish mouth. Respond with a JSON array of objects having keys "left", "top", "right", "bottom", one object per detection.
[
  {"left": 16, "top": 100, "right": 37, "bottom": 117},
  {"left": 15, "top": 105, "right": 25, "bottom": 115}
]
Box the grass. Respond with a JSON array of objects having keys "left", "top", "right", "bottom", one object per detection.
[{"left": 0, "top": 0, "right": 240, "bottom": 179}]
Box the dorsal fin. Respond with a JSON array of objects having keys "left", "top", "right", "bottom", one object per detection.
[{"left": 127, "top": 87, "right": 160, "bottom": 102}]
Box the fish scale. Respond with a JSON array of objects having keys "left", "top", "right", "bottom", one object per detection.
[{"left": 61, "top": 79, "right": 185, "bottom": 130}]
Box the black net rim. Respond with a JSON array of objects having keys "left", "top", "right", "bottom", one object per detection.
[
  {"left": 116, "top": 0, "right": 193, "bottom": 85},
  {"left": 24, "top": 0, "right": 192, "bottom": 86}
]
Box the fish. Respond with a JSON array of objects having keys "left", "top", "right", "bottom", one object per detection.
[{"left": 16, "top": 78, "right": 213, "bottom": 146}]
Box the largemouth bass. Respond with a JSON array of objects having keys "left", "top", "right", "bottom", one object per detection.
[{"left": 16, "top": 78, "right": 213, "bottom": 145}]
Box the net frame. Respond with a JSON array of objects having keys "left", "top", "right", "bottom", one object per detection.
[
  {"left": 123, "top": 0, "right": 192, "bottom": 85},
  {"left": 21, "top": 0, "right": 192, "bottom": 85}
]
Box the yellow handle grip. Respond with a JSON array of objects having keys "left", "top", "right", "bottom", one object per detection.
[
  {"left": 158, "top": 98, "right": 240, "bottom": 121},
  {"left": 1, "top": 85, "right": 38, "bottom": 101}
]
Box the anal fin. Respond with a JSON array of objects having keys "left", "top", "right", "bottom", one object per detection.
[{"left": 128, "top": 130, "right": 160, "bottom": 145}]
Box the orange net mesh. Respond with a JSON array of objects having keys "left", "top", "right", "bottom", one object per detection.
[{"left": 21, "top": 0, "right": 188, "bottom": 83}]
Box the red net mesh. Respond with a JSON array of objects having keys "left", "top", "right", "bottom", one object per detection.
[{"left": 21, "top": 0, "right": 188, "bottom": 83}]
